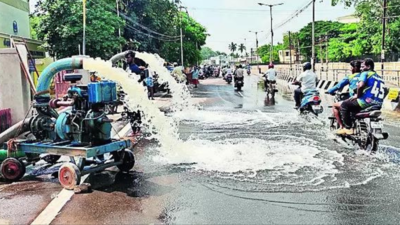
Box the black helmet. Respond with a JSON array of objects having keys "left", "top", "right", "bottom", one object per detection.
[{"left": 303, "top": 62, "right": 312, "bottom": 71}]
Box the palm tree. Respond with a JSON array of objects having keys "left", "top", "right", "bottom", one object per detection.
[
  {"left": 228, "top": 42, "right": 237, "bottom": 55},
  {"left": 238, "top": 43, "right": 246, "bottom": 56}
]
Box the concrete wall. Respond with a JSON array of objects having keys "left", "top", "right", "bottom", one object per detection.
[{"left": 0, "top": 48, "right": 31, "bottom": 124}]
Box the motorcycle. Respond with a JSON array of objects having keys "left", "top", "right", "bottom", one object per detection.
[
  {"left": 153, "top": 73, "right": 170, "bottom": 94},
  {"left": 235, "top": 77, "right": 244, "bottom": 91},
  {"left": 327, "top": 92, "right": 389, "bottom": 152},
  {"left": 298, "top": 90, "right": 323, "bottom": 116},
  {"left": 247, "top": 69, "right": 251, "bottom": 76},
  {"left": 226, "top": 74, "right": 233, "bottom": 84},
  {"left": 265, "top": 80, "right": 278, "bottom": 98}
]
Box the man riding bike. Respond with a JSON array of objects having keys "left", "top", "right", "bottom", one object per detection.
[
  {"left": 338, "top": 58, "right": 386, "bottom": 135},
  {"left": 234, "top": 65, "right": 245, "bottom": 87},
  {"left": 327, "top": 60, "right": 362, "bottom": 130},
  {"left": 264, "top": 64, "right": 277, "bottom": 92},
  {"left": 293, "top": 62, "right": 318, "bottom": 109}
]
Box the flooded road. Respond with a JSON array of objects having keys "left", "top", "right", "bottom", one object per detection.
[{"left": 2, "top": 75, "right": 400, "bottom": 224}]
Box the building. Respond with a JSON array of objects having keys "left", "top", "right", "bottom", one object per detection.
[
  {"left": 0, "top": 0, "right": 46, "bottom": 59},
  {"left": 278, "top": 49, "right": 304, "bottom": 64},
  {"left": 337, "top": 14, "right": 360, "bottom": 24}
]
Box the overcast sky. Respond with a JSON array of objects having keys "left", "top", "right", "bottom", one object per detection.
[
  {"left": 30, "top": 0, "right": 354, "bottom": 54},
  {"left": 182, "top": 0, "right": 354, "bottom": 53}
]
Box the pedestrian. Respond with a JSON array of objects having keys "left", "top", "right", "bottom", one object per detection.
[
  {"left": 185, "top": 66, "right": 193, "bottom": 86},
  {"left": 146, "top": 68, "right": 155, "bottom": 100},
  {"left": 192, "top": 66, "right": 200, "bottom": 88}
]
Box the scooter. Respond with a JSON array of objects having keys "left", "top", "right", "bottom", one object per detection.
[
  {"left": 298, "top": 90, "right": 323, "bottom": 116},
  {"left": 235, "top": 77, "right": 244, "bottom": 91},
  {"left": 327, "top": 91, "right": 389, "bottom": 152},
  {"left": 226, "top": 74, "right": 233, "bottom": 84}
]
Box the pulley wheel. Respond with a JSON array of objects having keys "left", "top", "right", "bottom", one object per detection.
[
  {"left": 1, "top": 158, "right": 26, "bottom": 182},
  {"left": 58, "top": 163, "right": 81, "bottom": 190}
]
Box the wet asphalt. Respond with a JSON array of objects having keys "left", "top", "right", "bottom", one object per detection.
[{"left": 2, "top": 75, "right": 400, "bottom": 224}]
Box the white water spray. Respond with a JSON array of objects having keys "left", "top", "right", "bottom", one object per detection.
[{"left": 134, "top": 52, "right": 197, "bottom": 112}]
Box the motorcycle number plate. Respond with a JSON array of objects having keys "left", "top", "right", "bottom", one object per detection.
[
  {"left": 371, "top": 121, "right": 384, "bottom": 129},
  {"left": 312, "top": 105, "right": 321, "bottom": 111}
]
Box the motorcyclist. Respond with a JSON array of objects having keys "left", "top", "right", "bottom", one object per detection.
[
  {"left": 234, "top": 65, "right": 245, "bottom": 86},
  {"left": 264, "top": 64, "right": 277, "bottom": 92},
  {"left": 293, "top": 62, "right": 318, "bottom": 109},
  {"left": 338, "top": 58, "right": 386, "bottom": 135},
  {"left": 327, "top": 60, "right": 362, "bottom": 130}
]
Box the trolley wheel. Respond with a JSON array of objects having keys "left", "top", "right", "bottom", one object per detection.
[
  {"left": 58, "top": 163, "right": 81, "bottom": 190},
  {"left": 1, "top": 158, "right": 26, "bottom": 182},
  {"left": 117, "top": 150, "right": 135, "bottom": 172}
]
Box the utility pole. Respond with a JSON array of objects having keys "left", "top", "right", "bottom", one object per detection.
[
  {"left": 251, "top": 48, "right": 253, "bottom": 64},
  {"left": 249, "top": 30, "right": 263, "bottom": 71},
  {"left": 179, "top": 5, "right": 185, "bottom": 67},
  {"left": 116, "top": 0, "right": 122, "bottom": 52},
  {"left": 83, "top": 0, "right": 86, "bottom": 55},
  {"left": 289, "top": 31, "right": 292, "bottom": 71},
  {"left": 312, "top": 0, "right": 316, "bottom": 71},
  {"left": 382, "top": 0, "right": 387, "bottom": 75},
  {"left": 258, "top": 3, "right": 284, "bottom": 64}
]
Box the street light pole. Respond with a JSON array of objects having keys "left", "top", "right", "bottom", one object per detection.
[
  {"left": 116, "top": 0, "right": 122, "bottom": 52},
  {"left": 249, "top": 31, "right": 263, "bottom": 60},
  {"left": 258, "top": 3, "right": 284, "bottom": 64},
  {"left": 312, "top": 0, "right": 316, "bottom": 71},
  {"left": 382, "top": 0, "right": 388, "bottom": 75}
]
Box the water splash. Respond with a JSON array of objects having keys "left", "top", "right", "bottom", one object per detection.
[{"left": 134, "top": 52, "right": 197, "bottom": 112}]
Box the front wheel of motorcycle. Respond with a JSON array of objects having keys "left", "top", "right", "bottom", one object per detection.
[{"left": 366, "top": 133, "right": 379, "bottom": 153}]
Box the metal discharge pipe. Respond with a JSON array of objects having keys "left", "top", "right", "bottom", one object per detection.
[
  {"left": 110, "top": 51, "right": 131, "bottom": 64},
  {"left": 36, "top": 57, "right": 84, "bottom": 96}
]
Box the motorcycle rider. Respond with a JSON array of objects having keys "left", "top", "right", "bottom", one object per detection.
[
  {"left": 293, "top": 62, "right": 318, "bottom": 109},
  {"left": 234, "top": 65, "right": 245, "bottom": 87},
  {"left": 338, "top": 58, "right": 386, "bottom": 135},
  {"left": 264, "top": 64, "right": 277, "bottom": 92},
  {"left": 327, "top": 60, "right": 362, "bottom": 130}
]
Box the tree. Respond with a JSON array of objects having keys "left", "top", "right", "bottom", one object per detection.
[
  {"left": 160, "top": 12, "right": 207, "bottom": 66},
  {"left": 29, "top": 16, "right": 41, "bottom": 40},
  {"left": 229, "top": 42, "right": 237, "bottom": 55},
  {"left": 257, "top": 43, "right": 285, "bottom": 63},
  {"left": 238, "top": 43, "right": 246, "bottom": 56},
  {"left": 201, "top": 47, "right": 217, "bottom": 60},
  {"left": 34, "top": 0, "right": 125, "bottom": 59}
]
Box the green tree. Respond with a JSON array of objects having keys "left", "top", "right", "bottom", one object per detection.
[
  {"left": 201, "top": 47, "right": 217, "bottom": 60},
  {"left": 238, "top": 43, "right": 246, "bottom": 56},
  {"left": 160, "top": 12, "right": 207, "bottom": 65},
  {"left": 229, "top": 42, "right": 237, "bottom": 55},
  {"left": 34, "top": 0, "right": 125, "bottom": 59},
  {"left": 257, "top": 43, "right": 285, "bottom": 63},
  {"left": 29, "top": 16, "right": 41, "bottom": 40}
]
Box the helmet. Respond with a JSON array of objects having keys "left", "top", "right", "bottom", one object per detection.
[
  {"left": 268, "top": 64, "right": 274, "bottom": 69},
  {"left": 303, "top": 62, "right": 312, "bottom": 71}
]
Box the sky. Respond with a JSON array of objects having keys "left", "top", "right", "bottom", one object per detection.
[
  {"left": 181, "top": 0, "right": 355, "bottom": 53},
  {"left": 29, "top": 0, "right": 354, "bottom": 53}
]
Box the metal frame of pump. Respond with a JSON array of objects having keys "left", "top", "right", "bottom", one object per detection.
[{"left": 0, "top": 57, "right": 135, "bottom": 190}]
